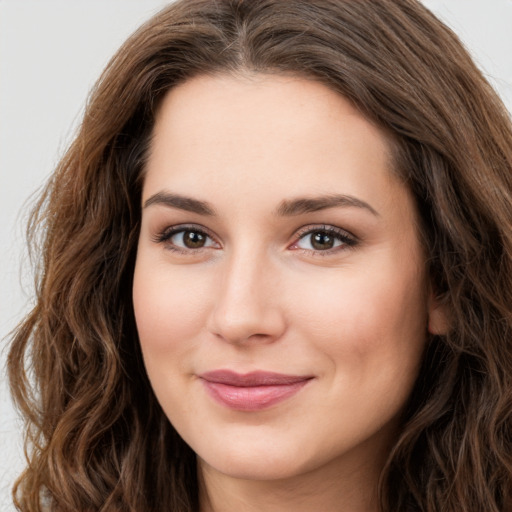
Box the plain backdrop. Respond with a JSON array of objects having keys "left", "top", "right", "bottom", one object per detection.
[{"left": 1, "top": 1, "right": 511, "bottom": 510}]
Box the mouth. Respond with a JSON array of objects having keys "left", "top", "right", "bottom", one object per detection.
[{"left": 198, "top": 370, "right": 314, "bottom": 411}]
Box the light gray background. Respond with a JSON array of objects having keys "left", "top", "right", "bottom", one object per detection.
[{"left": 1, "top": 1, "right": 511, "bottom": 510}]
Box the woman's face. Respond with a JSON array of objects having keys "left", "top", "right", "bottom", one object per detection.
[{"left": 133, "top": 74, "right": 441, "bottom": 484}]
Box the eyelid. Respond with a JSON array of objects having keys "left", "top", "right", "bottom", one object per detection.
[
  {"left": 151, "top": 222, "right": 358, "bottom": 255},
  {"left": 152, "top": 223, "right": 221, "bottom": 250},
  {"left": 288, "top": 224, "right": 358, "bottom": 252}
]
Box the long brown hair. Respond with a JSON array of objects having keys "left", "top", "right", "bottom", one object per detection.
[{"left": 9, "top": 1, "right": 512, "bottom": 511}]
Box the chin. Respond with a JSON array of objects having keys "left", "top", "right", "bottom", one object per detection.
[
  {"left": 200, "top": 452, "right": 309, "bottom": 482},
  {"left": 193, "top": 428, "right": 327, "bottom": 482}
]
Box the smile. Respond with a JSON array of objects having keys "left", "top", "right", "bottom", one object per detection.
[{"left": 199, "top": 370, "right": 314, "bottom": 411}]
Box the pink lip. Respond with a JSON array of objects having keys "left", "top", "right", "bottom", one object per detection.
[{"left": 199, "top": 370, "right": 313, "bottom": 411}]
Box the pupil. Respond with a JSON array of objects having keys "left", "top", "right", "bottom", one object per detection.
[
  {"left": 184, "top": 231, "right": 205, "bottom": 248},
  {"left": 312, "top": 231, "right": 334, "bottom": 250}
]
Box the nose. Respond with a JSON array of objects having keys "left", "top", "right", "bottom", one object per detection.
[{"left": 207, "top": 249, "right": 287, "bottom": 345}]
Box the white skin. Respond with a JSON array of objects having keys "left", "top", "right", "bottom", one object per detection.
[{"left": 133, "top": 73, "right": 447, "bottom": 512}]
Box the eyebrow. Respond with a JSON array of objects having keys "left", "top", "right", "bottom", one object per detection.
[
  {"left": 143, "top": 192, "right": 216, "bottom": 215},
  {"left": 143, "top": 191, "right": 379, "bottom": 217},
  {"left": 275, "top": 194, "right": 379, "bottom": 217}
]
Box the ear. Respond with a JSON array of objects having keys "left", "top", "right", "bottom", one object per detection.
[{"left": 427, "top": 292, "right": 450, "bottom": 336}]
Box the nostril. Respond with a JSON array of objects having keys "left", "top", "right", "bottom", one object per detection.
[{"left": 207, "top": 305, "right": 286, "bottom": 345}]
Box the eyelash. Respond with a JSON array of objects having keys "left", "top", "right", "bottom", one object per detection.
[
  {"left": 152, "top": 224, "right": 218, "bottom": 254},
  {"left": 153, "top": 224, "right": 358, "bottom": 256},
  {"left": 290, "top": 225, "right": 358, "bottom": 255}
]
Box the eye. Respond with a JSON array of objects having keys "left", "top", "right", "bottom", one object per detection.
[
  {"left": 290, "top": 226, "right": 357, "bottom": 253},
  {"left": 171, "top": 230, "right": 214, "bottom": 249},
  {"left": 154, "top": 225, "right": 219, "bottom": 252}
]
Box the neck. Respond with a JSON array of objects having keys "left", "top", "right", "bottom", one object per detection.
[{"left": 198, "top": 453, "right": 383, "bottom": 512}]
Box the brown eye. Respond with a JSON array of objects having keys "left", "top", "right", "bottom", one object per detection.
[
  {"left": 157, "top": 227, "right": 218, "bottom": 251},
  {"left": 182, "top": 230, "right": 207, "bottom": 248},
  {"left": 293, "top": 227, "right": 356, "bottom": 253},
  {"left": 310, "top": 231, "right": 335, "bottom": 250}
]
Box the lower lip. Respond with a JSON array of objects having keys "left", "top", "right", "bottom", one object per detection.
[{"left": 201, "top": 380, "right": 310, "bottom": 411}]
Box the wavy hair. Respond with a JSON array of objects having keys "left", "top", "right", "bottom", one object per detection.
[{"left": 8, "top": 0, "right": 512, "bottom": 510}]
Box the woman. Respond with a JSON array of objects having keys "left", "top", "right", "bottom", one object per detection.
[{"left": 8, "top": 0, "right": 512, "bottom": 511}]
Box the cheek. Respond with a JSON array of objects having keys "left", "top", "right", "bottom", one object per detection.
[
  {"left": 132, "top": 257, "right": 213, "bottom": 357},
  {"left": 290, "top": 258, "right": 429, "bottom": 376},
  {"left": 287, "top": 260, "right": 429, "bottom": 446}
]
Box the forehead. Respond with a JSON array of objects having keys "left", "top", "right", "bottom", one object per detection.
[
  {"left": 151, "top": 73, "right": 391, "bottom": 161},
  {"left": 143, "top": 73, "right": 410, "bottom": 221}
]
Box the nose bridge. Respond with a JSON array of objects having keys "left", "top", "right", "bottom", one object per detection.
[{"left": 208, "top": 243, "right": 284, "bottom": 343}]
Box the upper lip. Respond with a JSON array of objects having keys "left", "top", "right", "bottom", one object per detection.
[{"left": 199, "top": 370, "right": 313, "bottom": 387}]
